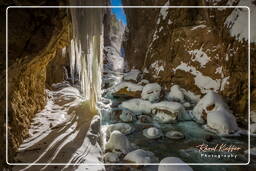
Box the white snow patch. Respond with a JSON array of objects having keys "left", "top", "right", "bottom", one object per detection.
[
  {"left": 150, "top": 60, "right": 164, "bottom": 77},
  {"left": 143, "top": 127, "right": 163, "bottom": 139},
  {"left": 189, "top": 47, "right": 211, "bottom": 67},
  {"left": 191, "top": 24, "right": 207, "bottom": 30},
  {"left": 159, "top": 1, "right": 170, "bottom": 20},
  {"left": 166, "top": 85, "right": 185, "bottom": 102},
  {"left": 142, "top": 83, "right": 161, "bottom": 102},
  {"left": 225, "top": 0, "right": 256, "bottom": 43},
  {"left": 105, "top": 130, "right": 131, "bottom": 154},
  {"left": 119, "top": 98, "right": 152, "bottom": 114},
  {"left": 124, "top": 149, "right": 158, "bottom": 163}
]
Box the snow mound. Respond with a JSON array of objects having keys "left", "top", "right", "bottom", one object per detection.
[
  {"left": 192, "top": 91, "right": 230, "bottom": 123},
  {"left": 142, "top": 83, "right": 161, "bottom": 102},
  {"left": 206, "top": 109, "right": 239, "bottom": 135},
  {"left": 119, "top": 110, "right": 134, "bottom": 122},
  {"left": 119, "top": 98, "right": 152, "bottom": 114},
  {"left": 124, "top": 149, "right": 158, "bottom": 164},
  {"left": 166, "top": 85, "right": 185, "bottom": 102},
  {"left": 143, "top": 127, "right": 163, "bottom": 139},
  {"left": 105, "top": 130, "right": 131, "bottom": 154},
  {"left": 158, "top": 157, "right": 193, "bottom": 171},
  {"left": 106, "top": 123, "right": 135, "bottom": 137},
  {"left": 153, "top": 112, "right": 176, "bottom": 123},
  {"left": 123, "top": 69, "right": 141, "bottom": 82},
  {"left": 152, "top": 101, "right": 186, "bottom": 122}
]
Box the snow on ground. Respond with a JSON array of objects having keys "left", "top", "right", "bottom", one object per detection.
[
  {"left": 173, "top": 62, "right": 229, "bottom": 93},
  {"left": 142, "top": 83, "right": 161, "bottom": 102},
  {"left": 123, "top": 69, "right": 141, "bottom": 82},
  {"left": 104, "top": 46, "right": 124, "bottom": 72},
  {"left": 13, "top": 83, "right": 104, "bottom": 171},
  {"left": 119, "top": 98, "right": 152, "bottom": 114},
  {"left": 158, "top": 157, "right": 193, "bottom": 171},
  {"left": 225, "top": 0, "right": 256, "bottom": 43},
  {"left": 189, "top": 47, "right": 211, "bottom": 68}
]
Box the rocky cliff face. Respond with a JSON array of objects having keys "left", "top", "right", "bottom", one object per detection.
[
  {"left": 123, "top": 0, "right": 256, "bottom": 127},
  {"left": 0, "top": 2, "right": 71, "bottom": 164}
]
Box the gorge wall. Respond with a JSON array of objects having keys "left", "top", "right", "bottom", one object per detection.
[
  {"left": 123, "top": 0, "right": 256, "bottom": 127},
  {"left": 0, "top": 1, "right": 71, "bottom": 164}
]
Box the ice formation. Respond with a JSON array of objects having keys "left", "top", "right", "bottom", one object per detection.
[{"left": 141, "top": 83, "right": 161, "bottom": 102}]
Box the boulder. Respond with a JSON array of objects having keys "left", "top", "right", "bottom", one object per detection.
[
  {"left": 106, "top": 123, "right": 135, "bottom": 137},
  {"left": 166, "top": 85, "right": 185, "bottom": 103},
  {"left": 123, "top": 69, "right": 141, "bottom": 82},
  {"left": 165, "top": 130, "right": 185, "bottom": 140},
  {"left": 142, "top": 83, "right": 162, "bottom": 102},
  {"left": 123, "top": 149, "right": 158, "bottom": 164},
  {"left": 119, "top": 98, "right": 152, "bottom": 114},
  {"left": 119, "top": 110, "right": 134, "bottom": 123},
  {"left": 143, "top": 127, "right": 163, "bottom": 139},
  {"left": 112, "top": 82, "right": 143, "bottom": 98},
  {"left": 158, "top": 157, "right": 193, "bottom": 171}
]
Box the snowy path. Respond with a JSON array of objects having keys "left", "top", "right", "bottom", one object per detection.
[{"left": 13, "top": 83, "right": 105, "bottom": 171}]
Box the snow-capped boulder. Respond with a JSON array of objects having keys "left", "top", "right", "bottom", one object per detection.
[
  {"left": 183, "top": 102, "right": 191, "bottom": 109},
  {"left": 106, "top": 123, "right": 135, "bottom": 137},
  {"left": 119, "top": 110, "right": 134, "bottom": 122},
  {"left": 165, "top": 130, "right": 185, "bottom": 140},
  {"left": 141, "top": 83, "right": 161, "bottom": 102},
  {"left": 112, "top": 82, "right": 143, "bottom": 98},
  {"left": 138, "top": 79, "right": 150, "bottom": 86},
  {"left": 206, "top": 109, "right": 239, "bottom": 135},
  {"left": 124, "top": 149, "right": 158, "bottom": 164},
  {"left": 166, "top": 85, "right": 185, "bottom": 103},
  {"left": 103, "top": 151, "right": 121, "bottom": 163},
  {"left": 119, "top": 98, "right": 152, "bottom": 114},
  {"left": 123, "top": 69, "right": 141, "bottom": 82},
  {"left": 192, "top": 91, "right": 230, "bottom": 123},
  {"left": 105, "top": 130, "right": 131, "bottom": 154},
  {"left": 158, "top": 157, "right": 193, "bottom": 171},
  {"left": 143, "top": 127, "right": 163, "bottom": 139},
  {"left": 152, "top": 101, "right": 186, "bottom": 122}
]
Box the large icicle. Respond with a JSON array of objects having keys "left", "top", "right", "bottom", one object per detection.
[{"left": 69, "top": 0, "right": 104, "bottom": 112}]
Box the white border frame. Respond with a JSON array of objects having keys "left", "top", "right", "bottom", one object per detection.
[{"left": 6, "top": 5, "right": 251, "bottom": 166}]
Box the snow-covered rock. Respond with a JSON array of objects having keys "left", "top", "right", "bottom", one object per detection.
[
  {"left": 180, "top": 88, "right": 200, "bottom": 104},
  {"left": 158, "top": 157, "right": 193, "bottom": 171},
  {"left": 192, "top": 91, "right": 230, "bottom": 123},
  {"left": 119, "top": 98, "right": 152, "bottom": 114},
  {"left": 119, "top": 110, "right": 134, "bottom": 122},
  {"left": 153, "top": 112, "right": 177, "bottom": 123},
  {"left": 138, "top": 79, "right": 150, "bottom": 86},
  {"left": 183, "top": 102, "right": 191, "bottom": 109},
  {"left": 142, "top": 83, "right": 161, "bottom": 102},
  {"left": 106, "top": 123, "right": 135, "bottom": 137},
  {"left": 103, "top": 151, "right": 121, "bottom": 163},
  {"left": 124, "top": 149, "right": 158, "bottom": 164},
  {"left": 112, "top": 81, "right": 143, "bottom": 98},
  {"left": 123, "top": 69, "right": 141, "bottom": 82},
  {"left": 143, "top": 127, "right": 163, "bottom": 139},
  {"left": 166, "top": 85, "right": 185, "bottom": 103},
  {"left": 206, "top": 109, "right": 239, "bottom": 135},
  {"left": 152, "top": 101, "right": 186, "bottom": 122},
  {"left": 165, "top": 130, "right": 185, "bottom": 140},
  {"left": 105, "top": 130, "right": 131, "bottom": 154}
]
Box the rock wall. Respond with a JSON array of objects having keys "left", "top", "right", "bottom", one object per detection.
[
  {"left": 0, "top": 1, "right": 71, "bottom": 164},
  {"left": 123, "top": 0, "right": 256, "bottom": 127}
]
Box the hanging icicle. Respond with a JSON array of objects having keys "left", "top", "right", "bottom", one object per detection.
[{"left": 69, "top": 0, "right": 105, "bottom": 112}]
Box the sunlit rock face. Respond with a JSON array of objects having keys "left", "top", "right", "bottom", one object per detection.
[
  {"left": 0, "top": 2, "right": 70, "bottom": 163},
  {"left": 123, "top": 0, "right": 256, "bottom": 126}
]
